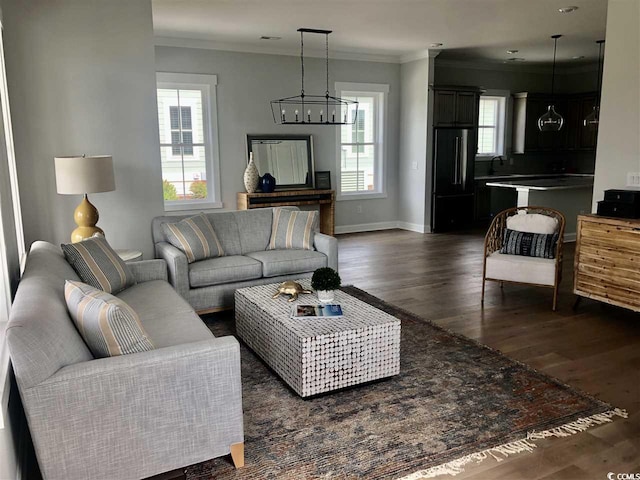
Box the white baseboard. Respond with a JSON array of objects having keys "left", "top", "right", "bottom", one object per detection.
[
  {"left": 334, "top": 222, "right": 400, "bottom": 234},
  {"left": 564, "top": 232, "right": 577, "bottom": 242},
  {"left": 397, "top": 222, "right": 430, "bottom": 233},
  {"left": 335, "top": 221, "right": 431, "bottom": 235}
]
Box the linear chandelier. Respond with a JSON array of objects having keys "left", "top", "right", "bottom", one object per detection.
[{"left": 270, "top": 28, "right": 358, "bottom": 125}]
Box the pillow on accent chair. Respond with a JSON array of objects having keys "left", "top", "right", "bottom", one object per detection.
[
  {"left": 64, "top": 280, "right": 154, "bottom": 358},
  {"left": 162, "top": 213, "right": 224, "bottom": 263},
  {"left": 500, "top": 229, "right": 559, "bottom": 259},
  {"left": 62, "top": 236, "right": 136, "bottom": 294},
  {"left": 506, "top": 212, "right": 559, "bottom": 234},
  {"left": 268, "top": 207, "right": 317, "bottom": 251}
]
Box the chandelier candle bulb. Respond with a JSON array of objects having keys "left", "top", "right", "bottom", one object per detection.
[
  {"left": 320, "top": 109, "right": 323, "bottom": 122},
  {"left": 308, "top": 110, "right": 311, "bottom": 122},
  {"left": 281, "top": 109, "right": 286, "bottom": 122},
  {"left": 295, "top": 110, "right": 299, "bottom": 122},
  {"left": 332, "top": 110, "right": 335, "bottom": 122}
]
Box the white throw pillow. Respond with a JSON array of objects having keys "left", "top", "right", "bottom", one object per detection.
[{"left": 506, "top": 212, "right": 558, "bottom": 234}]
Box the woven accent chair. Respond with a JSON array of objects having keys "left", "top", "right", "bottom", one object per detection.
[{"left": 482, "top": 206, "right": 566, "bottom": 311}]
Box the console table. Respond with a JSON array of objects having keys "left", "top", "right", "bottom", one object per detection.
[
  {"left": 237, "top": 189, "right": 335, "bottom": 236},
  {"left": 574, "top": 214, "right": 640, "bottom": 312}
]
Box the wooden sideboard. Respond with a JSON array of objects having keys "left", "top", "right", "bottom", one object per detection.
[
  {"left": 237, "top": 189, "right": 335, "bottom": 236},
  {"left": 574, "top": 214, "right": 640, "bottom": 311}
]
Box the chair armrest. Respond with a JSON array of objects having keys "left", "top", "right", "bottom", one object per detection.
[
  {"left": 128, "top": 259, "right": 168, "bottom": 283},
  {"left": 24, "top": 337, "right": 243, "bottom": 480},
  {"left": 155, "top": 241, "right": 189, "bottom": 297},
  {"left": 314, "top": 233, "right": 338, "bottom": 271}
]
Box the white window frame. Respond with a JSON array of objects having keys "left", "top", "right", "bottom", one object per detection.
[
  {"left": 156, "top": 72, "right": 222, "bottom": 211},
  {"left": 476, "top": 90, "right": 509, "bottom": 161},
  {"left": 335, "top": 82, "right": 388, "bottom": 201},
  {"left": 0, "top": 19, "right": 25, "bottom": 429}
]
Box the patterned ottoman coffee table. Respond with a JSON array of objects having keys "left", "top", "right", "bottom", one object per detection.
[{"left": 235, "top": 280, "right": 401, "bottom": 397}]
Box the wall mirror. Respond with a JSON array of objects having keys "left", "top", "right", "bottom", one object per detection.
[{"left": 246, "top": 134, "right": 314, "bottom": 190}]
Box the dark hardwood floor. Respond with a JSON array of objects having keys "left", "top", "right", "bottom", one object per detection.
[
  {"left": 338, "top": 229, "right": 640, "bottom": 480},
  {"left": 154, "top": 228, "right": 640, "bottom": 480}
]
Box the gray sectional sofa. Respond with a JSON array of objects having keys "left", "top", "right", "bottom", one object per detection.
[
  {"left": 6, "top": 241, "right": 244, "bottom": 480},
  {"left": 152, "top": 207, "right": 338, "bottom": 313}
]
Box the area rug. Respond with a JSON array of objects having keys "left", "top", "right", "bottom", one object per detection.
[{"left": 189, "top": 286, "right": 626, "bottom": 480}]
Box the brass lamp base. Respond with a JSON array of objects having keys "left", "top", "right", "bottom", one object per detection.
[{"left": 71, "top": 194, "right": 104, "bottom": 243}]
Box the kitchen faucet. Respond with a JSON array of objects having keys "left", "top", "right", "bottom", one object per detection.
[{"left": 488, "top": 155, "right": 504, "bottom": 176}]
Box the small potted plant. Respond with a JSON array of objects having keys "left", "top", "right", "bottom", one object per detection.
[{"left": 311, "top": 267, "right": 341, "bottom": 303}]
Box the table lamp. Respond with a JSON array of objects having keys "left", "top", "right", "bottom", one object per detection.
[{"left": 54, "top": 155, "right": 115, "bottom": 243}]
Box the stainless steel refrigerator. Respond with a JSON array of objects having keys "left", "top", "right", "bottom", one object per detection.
[{"left": 431, "top": 128, "right": 476, "bottom": 232}]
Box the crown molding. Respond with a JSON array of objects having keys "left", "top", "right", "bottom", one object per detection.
[
  {"left": 435, "top": 58, "right": 598, "bottom": 75},
  {"left": 154, "top": 36, "right": 401, "bottom": 64},
  {"left": 400, "top": 48, "right": 441, "bottom": 64}
]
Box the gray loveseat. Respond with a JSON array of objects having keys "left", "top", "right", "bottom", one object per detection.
[
  {"left": 152, "top": 207, "right": 338, "bottom": 313},
  {"left": 7, "top": 241, "right": 244, "bottom": 480}
]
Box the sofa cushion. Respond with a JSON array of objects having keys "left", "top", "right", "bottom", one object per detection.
[
  {"left": 501, "top": 229, "right": 559, "bottom": 259},
  {"left": 247, "top": 249, "right": 327, "bottom": 278},
  {"left": 162, "top": 213, "right": 224, "bottom": 263},
  {"left": 64, "top": 280, "right": 154, "bottom": 358},
  {"left": 507, "top": 212, "right": 559, "bottom": 234},
  {"left": 189, "top": 255, "right": 263, "bottom": 288},
  {"left": 485, "top": 252, "right": 556, "bottom": 286},
  {"left": 233, "top": 209, "right": 275, "bottom": 254},
  {"left": 62, "top": 236, "right": 136, "bottom": 294},
  {"left": 268, "top": 208, "right": 317, "bottom": 251},
  {"left": 117, "top": 280, "right": 213, "bottom": 347}
]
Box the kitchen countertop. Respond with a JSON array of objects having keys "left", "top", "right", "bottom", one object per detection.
[
  {"left": 485, "top": 175, "right": 594, "bottom": 191},
  {"left": 475, "top": 173, "right": 594, "bottom": 181}
]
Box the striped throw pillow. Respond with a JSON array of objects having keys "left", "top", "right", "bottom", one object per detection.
[
  {"left": 268, "top": 208, "right": 317, "bottom": 251},
  {"left": 500, "top": 229, "right": 559, "bottom": 259},
  {"left": 62, "top": 236, "right": 136, "bottom": 295},
  {"left": 64, "top": 280, "right": 154, "bottom": 358},
  {"left": 162, "top": 213, "right": 224, "bottom": 264}
]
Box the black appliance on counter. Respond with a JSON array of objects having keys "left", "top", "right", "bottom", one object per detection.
[
  {"left": 431, "top": 128, "right": 476, "bottom": 232},
  {"left": 597, "top": 189, "right": 640, "bottom": 218}
]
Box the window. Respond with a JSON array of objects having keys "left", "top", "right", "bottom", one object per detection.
[
  {"left": 156, "top": 73, "right": 221, "bottom": 210},
  {"left": 336, "top": 82, "right": 388, "bottom": 199},
  {"left": 477, "top": 94, "right": 507, "bottom": 158}
]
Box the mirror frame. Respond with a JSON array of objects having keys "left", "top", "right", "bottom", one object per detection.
[{"left": 246, "top": 134, "right": 315, "bottom": 191}]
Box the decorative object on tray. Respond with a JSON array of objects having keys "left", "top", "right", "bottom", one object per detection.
[
  {"left": 272, "top": 281, "right": 313, "bottom": 302},
  {"left": 311, "top": 267, "right": 341, "bottom": 303},
  {"left": 261, "top": 172, "right": 276, "bottom": 193},
  {"left": 291, "top": 304, "right": 343, "bottom": 319},
  {"left": 314, "top": 171, "right": 331, "bottom": 190},
  {"left": 243, "top": 152, "right": 260, "bottom": 193}
]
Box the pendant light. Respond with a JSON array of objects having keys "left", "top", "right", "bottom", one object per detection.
[
  {"left": 538, "top": 34, "right": 564, "bottom": 132},
  {"left": 270, "top": 28, "right": 358, "bottom": 125},
  {"left": 584, "top": 39, "right": 605, "bottom": 129}
]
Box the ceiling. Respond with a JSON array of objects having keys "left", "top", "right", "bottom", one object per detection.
[{"left": 152, "top": 0, "right": 608, "bottom": 66}]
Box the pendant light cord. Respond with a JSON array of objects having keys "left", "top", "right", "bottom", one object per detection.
[
  {"left": 551, "top": 36, "right": 558, "bottom": 98},
  {"left": 300, "top": 30, "right": 305, "bottom": 96},
  {"left": 325, "top": 33, "right": 330, "bottom": 96}
]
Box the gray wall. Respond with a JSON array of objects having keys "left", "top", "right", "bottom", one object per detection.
[
  {"left": 3, "top": 0, "right": 163, "bottom": 259},
  {"left": 592, "top": 0, "right": 640, "bottom": 210},
  {"left": 398, "top": 57, "right": 431, "bottom": 231},
  {"left": 155, "top": 46, "right": 401, "bottom": 230}
]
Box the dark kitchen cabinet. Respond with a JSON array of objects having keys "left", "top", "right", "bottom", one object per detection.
[
  {"left": 432, "top": 86, "right": 482, "bottom": 127},
  {"left": 512, "top": 92, "right": 598, "bottom": 154}
]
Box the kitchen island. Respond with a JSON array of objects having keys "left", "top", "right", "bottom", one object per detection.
[{"left": 486, "top": 174, "right": 594, "bottom": 239}]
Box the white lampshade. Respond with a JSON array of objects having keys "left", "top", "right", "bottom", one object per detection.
[{"left": 54, "top": 155, "right": 115, "bottom": 195}]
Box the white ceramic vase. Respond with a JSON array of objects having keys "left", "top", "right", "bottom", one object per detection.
[
  {"left": 317, "top": 290, "right": 335, "bottom": 303},
  {"left": 243, "top": 153, "right": 260, "bottom": 193}
]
